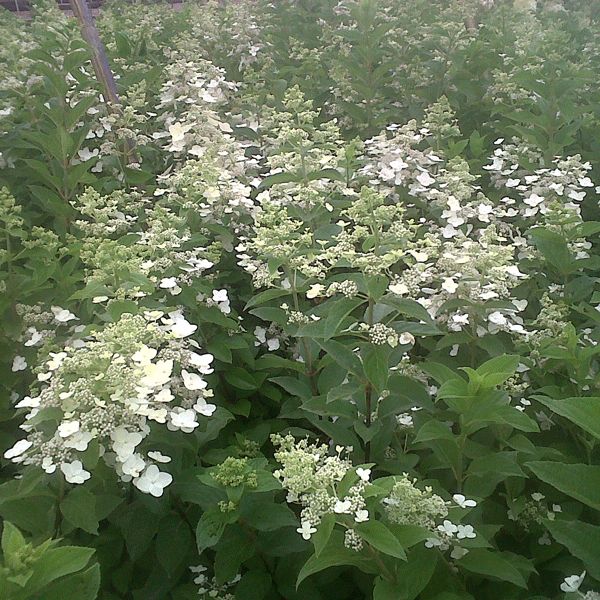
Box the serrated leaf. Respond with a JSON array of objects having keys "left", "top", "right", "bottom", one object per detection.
[
  {"left": 157, "top": 514, "right": 193, "bottom": 575},
  {"left": 60, "top": 488, "right": 99, "bottom": 535},
  {"left": 356, "top": 520, "right": 406, "bottom": 559},
  {"left": 196, "top": 509, "right": 227, "bottom": 555},
  {"left": 41, "top": 563, "right": 100, "bottom": 600},
  {"left": 457, "top": 549, "right": 528, "bottom": 588},
  {"left": 546, "top": 519, "right": 600, "bottom": 580},
  {"left": 526, "top": 462, "right": 600, "bottom": 510},
  {"left": 296, "top": 530, "right": 374, "bottom": 588},
  {"left": 534, "top": 396, "right": 600, "bottom": 440}
]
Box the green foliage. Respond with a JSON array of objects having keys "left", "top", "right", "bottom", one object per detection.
[{"left": 2, "top": 0, "right": 600, "bottom": 599}]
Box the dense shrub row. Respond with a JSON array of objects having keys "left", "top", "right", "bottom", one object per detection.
[{"left": 2, "top": 1, "right": 600, "bottom": 599}]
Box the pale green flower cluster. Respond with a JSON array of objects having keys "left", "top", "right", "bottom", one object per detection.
[
  {"left": 74, "top": 188, "right": 215, "bottom": 300},
  {"left": 261, "top": 85, "right": 345, "bottom": 186},
  {"left": 383, "top": 475, "right": 448, "bottom": 531},
  {"left": 155, "top": 154, "right": 255, "bottom": 223},
  {"left": 211, "top": 457, "right": 258, "bottom": 489},
  {"left": 272, "top": 434, "right": 371, "bottom": 543},
  {"left": 191, "top": 565, "right": 239, "bottom": 600},
  {"left": 5, "top": 311, "right": 216, "bottom": 495}
]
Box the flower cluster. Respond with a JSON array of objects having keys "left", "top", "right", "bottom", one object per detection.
[
  {"left": 73, "top": 187, "right": 216, "bottom": 300},
  {"left": 485, "top": 138, "right": 595, "bottom": 228},
  {"left": 382, "top": 475, "right": 448, "bottom": 532},
  {"left": 5, "top": 311, "right": 215, "bottom": 495},
  {"left": 211, "top": 457, "right": 258, "bottom": 489},
  {"left": 191, "top": 565, "right": 239, "bottom": 600},
  {"left": 272, "top": 434, "right": 370, "bottom": 545}
]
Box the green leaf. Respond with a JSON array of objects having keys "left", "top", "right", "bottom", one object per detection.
[
  {"left": 306, "top": 168, "right": 344, "bottom": 182},
  {"left": 1, "top": 521, "right": 26, "bottom": 556},
  {"left": 373, "top": 577, "right": 400, "bottom": 600},
  {"left": 270, "top": 376, "right": 312, "bottom": 399},
  {"left": 296, "top": 531, "right": 374, "bottom": 588},
  {"left": 60, "top": 488, "right": 99, "bottom": 535},
  {"left": 392, "top": 545, "right": 438, "bottom": 599},
  {"left": 421, "top": 362, "right": 461, "bottom": 385},
  {"left": 363, "top": 345, "right": 390, "bottom": 392},
  {"left": 356, "top": 520, "right": 406, "bottom": 559},
  {"left": 546, "top": 519, "right": 600, "bottom": 580},
  {"left": 224, "top": 368, "right": 258, "bottom": 391},
  {"left": 468, "top": 452, "right": 525, "bottom": 478},
  {"left": 474, "top": 355, "right": 520, "bottom": 387},
  {"left": 234, "top": 570, "right": 272, "bottom": 600},
  {"left": 457, "top": 549, "right": 528, "bottom": 588},
  {"left": 316, "top": 339, "right": 363, "bottom": 378},
  {"left": 240, "top": 498, "right": 297, "bottom": 532},
  {"left": 312, "top": 513, "right": 335, "bottom": 558},
  {"left": 196, "top": 509, "right": 227, "bottom": 555},
  {"left": 323, "top": 297, "right": 364, "bottom": 339},
  {"left": 244, "top": 288, "right": 290, "bottom": 310},
  {"left": 41, "top": 563, "right": 100, "bottom": 600},
  {"left": 526, "top": 462, "right": 600, "bottom": 510},
  {"left": 414, "top": 420, "right": 455, "bottom": 444},
  {"left": 121, "top": 503, "right": 159, "bottom": 561},
  {"left": 259, "top": 172, "right": 300, "bottom": 188},
  {"left": 534, "top": 396, "right": 600, "bottom": 440},
  {"left": 156, "top": 514, "right": 193, "bottom": 575},
  {"left": 529, "top": 227, "right": 573, "bottom": 275},
  {"left": 215, "top": 527, "right": 254, "bottom": 584},
  {"left": 27, "top": 546, "right": 95, "bottom": 592},
  {"left": 381, "top": 297, "right": 435, "bottom": 323}
]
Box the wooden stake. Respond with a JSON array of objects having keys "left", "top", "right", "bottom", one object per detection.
[
  {"left": 69, "top": 0, "right": 120, "bottom": 105},
  {"left": 69, "top": 0, "right": 137, "bottom": 163}
]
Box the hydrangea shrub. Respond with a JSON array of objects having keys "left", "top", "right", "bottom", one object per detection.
[{"left": 2, "top": 0, "right": 600, "bottom": 599}]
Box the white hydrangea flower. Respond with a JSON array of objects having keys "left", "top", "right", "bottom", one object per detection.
[
  {"left": 148, "top": 451, "right": 171, "bottom": 463},
  {"left": 3, "top": 439, "right": 32, "bottom": 460},
  {"left": 15, "top": 396, "right": 40, "bottom": 409},
  {"left": 356, "top": 468, "right": 371, "bottom": 482},
  {"left": 437, "top": 520, "right": 458, "bottom": 537},
  {"left": 9, "top": 311, "right": 214, "bottom": 494},
  {"left": 47, "top": 352, "right": 67, "bottom": 371},
  {"left": 297, "top": 521, "right": 317, "bottom": 540},
  {"left": 306, "top": 284, "right": 325, "bottom": 299},
  {"left": 132, "top": 345, "right": 158, "bottom": 365},
  {"left": 58, "top": 421, "right": 80, "bottom": 438},
  {"left": 334, "top": 499, "right": 352, "bottom": 514},
  {"left": 111, "top": 428, "right": 144, "bottom": 460},
  {"left": 24, "top": 328, "right": 43, "bottom": 347},
  {"left": 168, "top": 408, "right": 199, "bottom": 433},
  {"left": 560, "top": 572, "right": 586, "bottom": 593},
  {"left": 453, "top": 494, "right": 477, "bottom": 509},
  {"left": 189, "top": 353, "right": 214, "bottom": 374},
  {"left": 182, "top": 370, "right": 207, "bottom": 391},
  {"left": 456, "top": 524, "right": 476, "bottom": 539},
  {"left": 140, "top": 360, "right": 173, "bottom": 389},
  {"left": 121, "top": 454, "right": 146, "bottom": 478},
  {"left": 11, "top": 356, "right": 27, "bottom": 372},
  {"left": 133, "top": 465, "right": 172, "bottom": 497},
  {"left": 63, "top": 431, "right": 93, "bottom": 452},
  {"left": 60, "top": 460, "right": 91, "bottom": 484},
  {"left": 354, "top": 509, "right": 369, "bottom": 523},
  {"left": 212, "top": 289, "right": 231, "bottom": 314},
  {"left": 194, "top": 398, "right": 217, "bottom": 417},
  {"left": 51, "top": 306, "right": 78, "bottom": 323},
  {"left": 167, "top": 315, "right": 197, "bottom": 338}
]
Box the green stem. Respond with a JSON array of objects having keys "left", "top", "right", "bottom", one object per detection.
[
  {"left": 364, "top": 296, "right": 375, "bottom": 462},
  {"left": 290, "top": 270, "right": 318, "bottom": 395},
  {"left": 365, "top": 542, "right": 395, "bottom": 583},
  {"left": 54, "top": 477, "right": 66, "bottom": 537}
]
